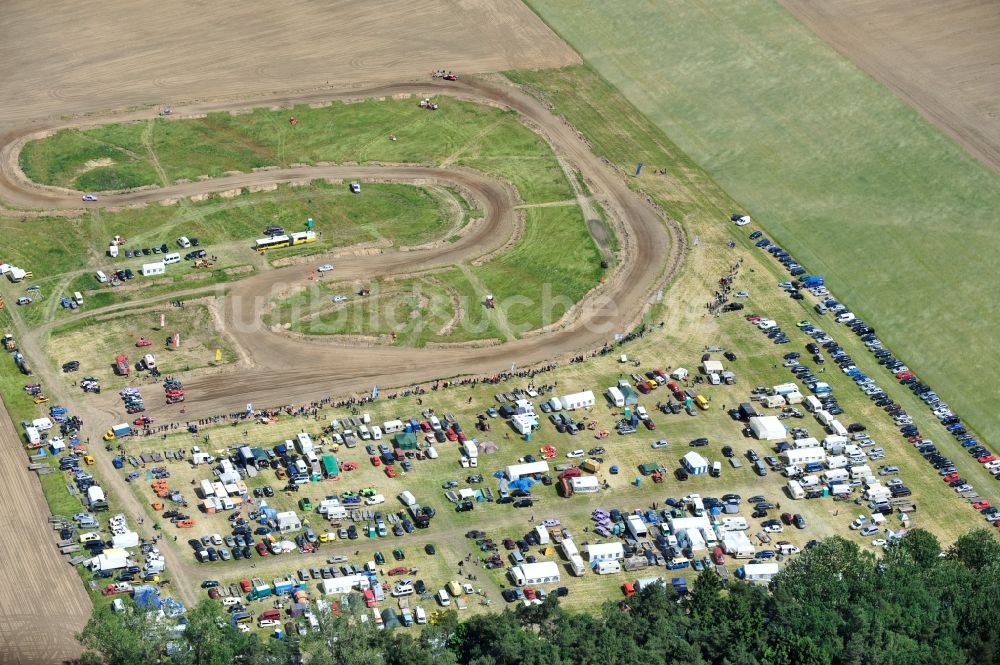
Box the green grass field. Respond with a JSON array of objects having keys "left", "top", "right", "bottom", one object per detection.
[
  {"left": 22, "top": 100, "right": 573, "bottom": 205},
  {"left": 269, "top": 204, "right": 602, "bottom": 344},
  {"left": 522, "top": 0, "right": 1000, "bottom": 444}
]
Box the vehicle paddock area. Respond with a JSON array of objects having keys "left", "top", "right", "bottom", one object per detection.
[{"left": 111, "top": 242, "right": 990, "bottom": 625}]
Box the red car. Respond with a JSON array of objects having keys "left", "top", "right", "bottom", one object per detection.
[
  {"left": 240, "top": 579, "right": 252, "bottom": 593},
  {"left": 643, "top": 419, "right": 656, "bottom": 430},
  {"left": 256, "top": 542, "right": 270, "bottom": 556},
  {"left": 342, "top": 462, "right": 358, "bottom": 471},
  {"left": 943, "top": 473, "right": 959, "bottom": 483},
  {"left": 134, "top": 416, "right": 154, "bottom": 426},
  {"left": 446, "top": 430, "right": 458, "bottom": 441},
  {"left": 387, "top": 566, "right": 408, "bottom": 576},
  {"left": 524, "top": 586, "right": 536, "bottom": 600},
  {"left": 370, "top": 456, "right": 381, "bottom": 467},
  {"left": 135, "top": 338, "right": 153, "bottom": 347},
  {"left": 895, "top": 371, "right": 914, "bottom": 380},
  {"left": 973, "top": 501, "right": 991, "bottom": 510},
  {"left": 636, "top": 383, "right": 650, "bottom": 394},
  {"left": 384, "top": 466, "right": 397, "bottom": 478},
  {"left": 745, "top": 314, "right": 762, "bottom": 322},
  {"left": 979, "top": 455, "right": 997, "bottom": 464},
  {"left": 420, "top": 421, "right": 432, "bottom": 432}
]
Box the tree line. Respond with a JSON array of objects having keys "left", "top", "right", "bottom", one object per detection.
[{"left": 78, "top": 529, "right": 1000, "bottom": 665}]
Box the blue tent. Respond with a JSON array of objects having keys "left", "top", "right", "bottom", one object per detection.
[
  {"left": 133, "top": 585, "right": 160, "bottom": 609},
  {"left": 508, "top": 478, "right": 535, "bottom": 493}
]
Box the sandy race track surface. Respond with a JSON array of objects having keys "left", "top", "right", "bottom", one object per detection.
[
  {"left": 779, "top": 0, "right": 1000, "bottom": 174},
  {"left": 1, "top": 0, "right": 578, "bottom": 128}
]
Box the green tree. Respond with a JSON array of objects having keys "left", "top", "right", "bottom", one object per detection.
[{"left": 77, "top": 604, "right": 169, "bottom": 665}]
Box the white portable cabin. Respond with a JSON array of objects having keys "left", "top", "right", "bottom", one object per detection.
[
  {"left": 321, "top": 574, "right": 370, "bottom": 595},
  {"left": 785, "top": 391, "right": 803, "bottom": 405},
  {"left": 782, "top": 448, "right": 826, "bottom": 466},
  {"left": 792, "top": 437, "right": 821, "bottom": 449},
  {"left": 559, "top": 391, "right": 595, "bottom": 410},
  {"left": 593, "top": 560, "right": 622, "bottom": 575},
  {"left": 826, "top": 455, "right": 848, "bottom": 469},
  {"left": 849, "top": 465, "right": 872, "bottom": 480},
  {"left": 382, "top": 420, "right": 404, "bottom": 434},
  {"left": 560, "top": 539, "right": 587, "bottom": 576},
  {"left": 626, "top": 514, "right": 648, "bottom": 539},
  {"left": 763, "top": 395, "right": 786, "bottom": 408},
  {"left": 741, "top": 563, "right": 780, "bottom": 583},
  {"left": 199, "top": 479, "right": 215, "bottom": 498},
  {"left": 586, "top": 542, "right": 625, "bottom": 562},
  {"left": 823, "top": 469, "right": 850, "bottom": 484},
  {"left": 509, "top": 561, "right": 561, "bottom": 586},
  {"left": 141, "top": 261, "right": 165, "bottom": 277},
  {"left": 787, "top": 479, "right": 805, "bottom": 499},
  {"left": 605, "top": 387, "right": 625, "bottom": 407},
  {"left": 505, "top": 461, "right": 549, "bottom": 480},
  {"left": 828, "top": 420, "right": 849, "bottom": 437},
  {"left": 702, "top": 359, "right": 724, "bottom": 375},
  {"left": 295, "top": 432, "right": 313, "bottom": 454},
  {"left": 772, "top": 382, "right": 798, "bottom": 396},
  {"left": 804, "top": 395, "right": 823, "bottom": 412},
  {"left": 548, "top": 397, "right": 563, "bottom": 411},
  {"left": 511, "top": 413, "right": 539, "bottom": 435},
  {"left": 814, "top": 410, "right": 834, "bottom": 427},
  {"left": 371, "top": 426, "right": 382, "bottom": 440},
  {"left": 718, "top": 516, "right": 748, "bottom": 531},
  {"left": 824, "top": 435, "right": 849, "bottom": 454},
  {"left": 570, "top": 476, "right": 600, "bottom": 493}
]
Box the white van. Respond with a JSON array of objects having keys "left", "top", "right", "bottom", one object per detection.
[
  {"left": 436, "top": 589, "right": 450, "bottom": 606},
  {"left": 429, "top": 415, "right": 441, "bottom": 431},
  {"left": 426, "top": 446, "right": 438, "bottom": 459},
  {"left": 414, "top": 606, "right": 427, "bottom": 624},
  {"left": 358, "top": 425, "right": 371, "bottom": 440},
  {"left": 95, "top": 271, "right": 108, "bottom": 283},
  {"left": 371, "top": 426, "right": 383, "bottom": 440},
  {"left": 143, "top": 353, "right": 156, "bottom": 370},
  {"left": 163, "top": 252, "right": 181, "bottom": 265},
  {"left": 73, "top": 291, "right": 84, "bottom": 305},
  {"left": 177, "top": 236, "right": 192, "bottom": 248},
  {"left": 365, "top": 494, "right": 385, "bottom": 506}
]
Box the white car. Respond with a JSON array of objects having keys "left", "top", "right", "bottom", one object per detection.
[
  {"left": 237, "top": 624, "right": 250, "bottom": 633},
  {"left": 734, "top": 291, "right": 749, "bottom": 298},
  {"left": 871, "top": 539, "right": 887, "bottom": 548},
  {"left": 859, "top": 525, "right": 879, "bottom": 537},
  {"left": 650, "top": 439, "right": 669, "bottom": 449},
  {"left": 81, "top": 194, "right": 98, "bottom": 202},
  {"left": 350, "top": 182, "right": 361, "bottom": 193},
  {"left": 332, "top": 295, "right": 348, "bottom": 303},
  {"left": 317, "top": 264, "right": 334, "bottom": 273},
  {"left": 733, "top": 215, "right": 751, "bottom": 226},
  {"left": 763, "top": 524, "right": 783, "bottom": 534},
  {"left": 259, "top": 619, "right": 280, "bottom": 628},
  {"left": 566, "top": 450, "right": 585, "bottom": 458}
]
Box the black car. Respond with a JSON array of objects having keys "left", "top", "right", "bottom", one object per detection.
[
  {"left": 724, "top": 351, "right": 737, "bottom": 362},
  {"left": 415, "top": 580, "right": 427, "bottom": 595},
  {"left": 190, "top": 238, "right": 200, "bottom": 246},
  {"left": 456, "top": 500, "right": 474, "bottom": 512},
  {"left": 793, "top": 514, "right": 806, "bottom": 529},
  {"left": 347, "top": 525, "right": 358, "bottom": 539},
  {"left": 513, "top": 499, "right": 533, "bottom": 508},
  {"left": 690, "top": 437, "right": 709, "bottom": 447},
  {"left": 746, "top": 449, "right": 759, "bottom": 462},
  {"left": 675, "top": 468, "right": 689, "bottom": 481},
  {"left": 425, "top": 544, "right": 436, "bottom": 555}
]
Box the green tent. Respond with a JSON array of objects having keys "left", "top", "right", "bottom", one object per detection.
[
  {"left": 322, "top": 454, "right": 340, "bottom": 477},
  {"left": 393, "top": 432, "right": 418, "bottom": 450}
]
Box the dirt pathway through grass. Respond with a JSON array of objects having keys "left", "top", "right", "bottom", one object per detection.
[{"left": 141, "top": 119, "right": 170, "bottom": 187}]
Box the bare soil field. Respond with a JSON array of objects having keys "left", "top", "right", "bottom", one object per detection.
[
  {"left": 780, "top": 0, "right": 1000, "bottom": 174},
  {"left": 0, "top": 0, "right": 578, "bottom": 128},
  {"left": 0, "top": 406, "right": 91, "bottom": 663}
]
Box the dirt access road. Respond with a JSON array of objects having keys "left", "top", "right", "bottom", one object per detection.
[
  {"left": 780, "top": 0, "right": 1000, "bottom": 175},
  {"left": 0, "top": 405, "right": 92, "bottom": 664},
  {"left": 1, "top": 77, "right": 683, "bottom": 426}
]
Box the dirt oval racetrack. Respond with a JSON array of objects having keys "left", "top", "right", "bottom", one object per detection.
[
  {"left": 0, "top": 77, "right": 683, "bottom": 424},
  {"left": 779, "top": 0, "right": 1000, "bottom": 175}
]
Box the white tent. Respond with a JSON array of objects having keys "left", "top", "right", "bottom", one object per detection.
[
  {"left": 749, "top": 416, "right": 786, "bottom": 440},
  {"left": 682, "top": 451, "right": 709, "bottom": 475},
  {"left": 702, "top": 360, "right": 724, "bottom": 374}
]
